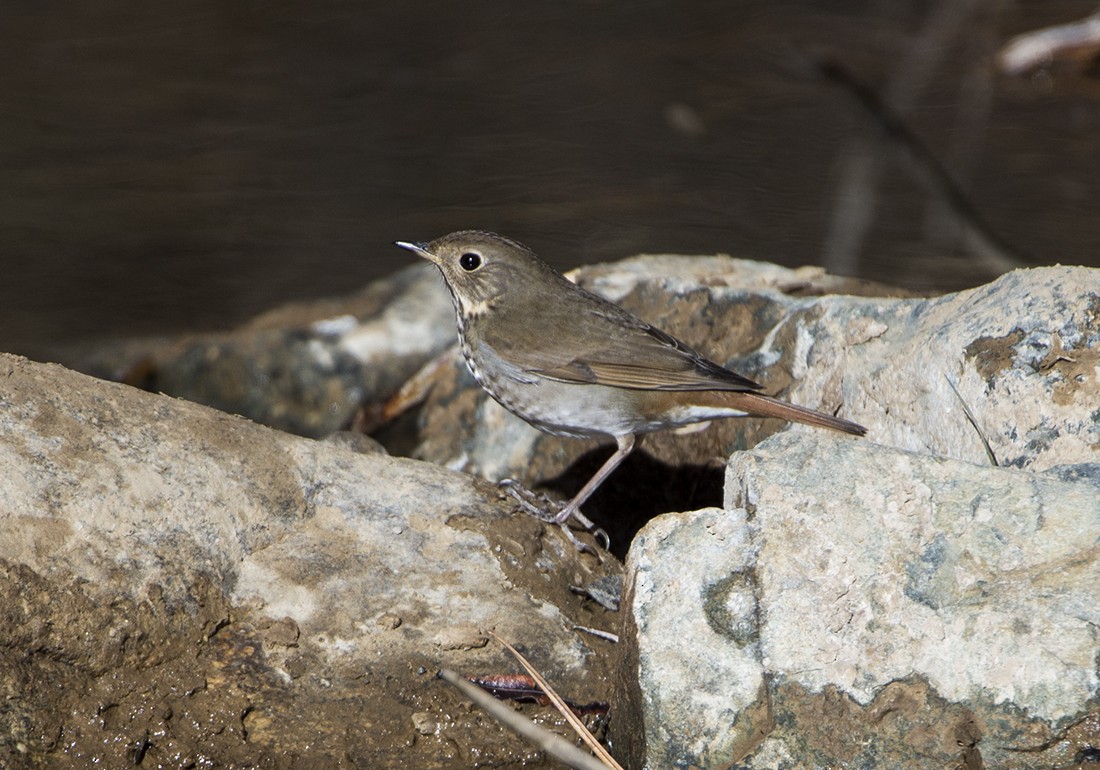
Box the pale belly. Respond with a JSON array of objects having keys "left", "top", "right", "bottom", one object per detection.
[{"left": 462, "top": 344, "right": 747, "bottom": 439}]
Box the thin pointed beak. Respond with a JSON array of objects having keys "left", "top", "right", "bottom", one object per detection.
[{"left": 394, "top": 240, "right": 437, "bottom": 263}]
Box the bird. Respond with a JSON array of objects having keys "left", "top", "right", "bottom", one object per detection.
[{"left": 396, "top": 231, "right": 865, "bottom": 549}]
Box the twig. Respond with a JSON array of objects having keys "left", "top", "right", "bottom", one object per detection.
[
  {"left": 944, "top": 374, "right": 998, "bottom": 466},
  {"left": 439, "top": 670, "right": 613, "bottom": 770},
  {"left": 573, "top": 625, "right": 620, "bottom": 644},
  {"left": 488, "top": 630, "right": 624, "bottom": 770}
]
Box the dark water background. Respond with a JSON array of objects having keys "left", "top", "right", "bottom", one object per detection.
[{"left": 3, "top": 0, "right": 1098, "bottom": 364}]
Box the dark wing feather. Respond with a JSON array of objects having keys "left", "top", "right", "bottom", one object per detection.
[{"left": 483, "top": 288, "right": 762, "bottom": 392}]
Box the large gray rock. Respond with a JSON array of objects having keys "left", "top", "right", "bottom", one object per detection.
[
  {"left": 0, "top": 353, "right": 618, "bottom": 768},
  {"left": 836, "top": 265, "right": 1100, "bottom": 471},
  {"left": 76, "top": 262, "right": 457, "bottom": 438},
  {"left": 621, "top": 431, "right": 1100, "bottom": 769},
  {"left": 605, "top": 262, "right": 1100, "bottom": 769}
]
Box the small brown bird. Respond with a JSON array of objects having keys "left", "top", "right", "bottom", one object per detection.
[{"left": 397, "top": 231, "right": 865, "bottom": 548}]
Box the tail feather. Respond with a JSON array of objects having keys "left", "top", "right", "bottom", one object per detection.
[{"left": 727, "top": 392, "right": 866, "bottom": 436}]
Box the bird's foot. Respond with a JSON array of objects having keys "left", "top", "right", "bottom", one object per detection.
[
  {"left": 498, "top": 479, "right": 582, "bottom": 522},
  {"left": 497, "top": 479, "right": 609, "bottom": 552}
]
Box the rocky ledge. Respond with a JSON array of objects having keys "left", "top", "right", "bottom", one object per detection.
[{"left": 2, "top": 254, "right": 1098, "bottom": 768}]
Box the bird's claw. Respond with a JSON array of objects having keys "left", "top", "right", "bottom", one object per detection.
[
  {"left": 497, "top": 478, "right": 608, "bottom": 552},
  {"left": 497, "top": 478, "right": 554, "bottom": 518}
]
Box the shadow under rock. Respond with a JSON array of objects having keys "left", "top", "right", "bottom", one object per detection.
[{"left": 538, "top": 447, "right": 726, "bottom": 560}]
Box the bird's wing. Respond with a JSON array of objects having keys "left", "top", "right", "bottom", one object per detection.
[{"left": 485, "top": 297, "right": 762, "bottom": 392}]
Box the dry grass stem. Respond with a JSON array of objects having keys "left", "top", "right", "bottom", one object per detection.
[
  {"left": 439, "top": 669, "right": 613, "bottom": 770},
  {"left": 945, "top": 374, "right": 998, "bottom": 466},
  {"left": 488, "top": 630, "right": 624, "bottom": 770}
]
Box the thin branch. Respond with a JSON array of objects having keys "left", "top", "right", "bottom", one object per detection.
[
  {"left": 488, "top": 630, "right": 624, "bottom": 770},
  {"left": 573, "top": 625, "right": 620, "bottom": 644},
  {"left": 944, "top": 374, "right": 998, "bottom": 466},
  {"left": 439, "top": 670, "right": 614, "bottom": 770}
]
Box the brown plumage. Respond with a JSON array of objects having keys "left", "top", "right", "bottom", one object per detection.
[{"left": 397, "top": 231, "right": 865, "bottom": 548}]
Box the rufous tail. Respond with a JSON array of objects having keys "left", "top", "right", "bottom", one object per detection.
[{"left": 726, "top": 392, "right": 866, "bottom": 436}]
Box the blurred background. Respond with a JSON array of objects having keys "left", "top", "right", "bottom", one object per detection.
[{"left": 3, "top": 0, "right": 1099, "bottom": 365}]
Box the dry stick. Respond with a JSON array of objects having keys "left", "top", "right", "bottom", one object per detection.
[
  {"left": 439, "top": 670, "right": 613, "bottom": 770},
  {"left": 573, "top": 625, "right": 620, "bottom": 644},
  {"left": 944, "top": 375, "right": 998, "bottom": 466},
  {"left": 488, "top": 630, "right": 624, "bottom": 770}
]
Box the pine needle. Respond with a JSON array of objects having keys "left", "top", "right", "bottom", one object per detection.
[
  {"left": 439, "top": 670, "right": 613, "bottom": 770},
  {"left": 944, "top": 375, "right": 998, "bottom": 466},
  {"left": 487, "top": 630, "right": 624, "bottom": 770}
]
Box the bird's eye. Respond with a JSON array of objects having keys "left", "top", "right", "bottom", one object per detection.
[{"left": 459, "top": 252, "right": 482, "bottom": 271}]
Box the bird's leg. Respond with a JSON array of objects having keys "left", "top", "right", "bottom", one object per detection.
[
  {"left": 498, "top": 433, "right": 638, "bottom": 552},
  {"left": 552, "top": 433, "right": 638, "bottom": 531}
]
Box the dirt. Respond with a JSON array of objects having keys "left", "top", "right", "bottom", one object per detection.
[{"left": 0, "top": 535, "right": 622, "bottom": 769}]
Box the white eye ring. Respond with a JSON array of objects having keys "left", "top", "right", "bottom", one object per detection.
[{"left": 459, "top": 252, "right": 482, "bottom": 271}]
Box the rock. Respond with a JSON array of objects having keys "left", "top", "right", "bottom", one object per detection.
[
  {"left": 618, "top": 507, "right": 765, "bottom": 767},
  {"left": 0, "top": 353, "right": 619, "bottom": 767},
  {"left": 838, "top": 266, "right": 1100, "bottom": 471},
  {"left": 12, "top": 249, "right": 1100, "bottom": 767},
  {"left": 75, "top": 262, "right": 457, "bottom": 438},
  {"left": 619, "top": 431, "right": 1100, "bottom": 769},
  {"left": 319, "top": 429, "right": 388, "bottom": 454}
]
